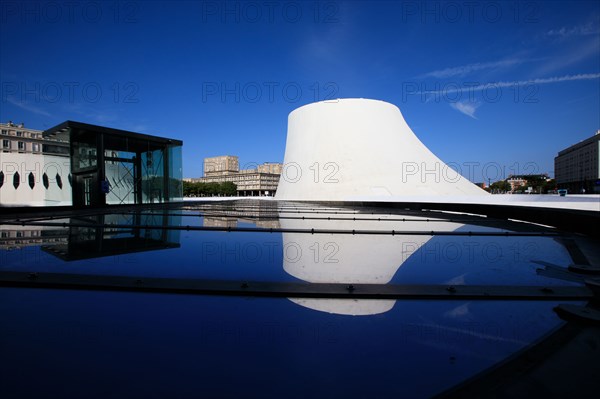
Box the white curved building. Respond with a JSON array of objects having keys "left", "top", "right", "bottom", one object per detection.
[{"left": 276, "top": 99, "right": 488, "bottom": 201}]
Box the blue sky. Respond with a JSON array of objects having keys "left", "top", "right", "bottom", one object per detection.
[{"left": 1, "top": 0, "right": 599, "bottom": 182}]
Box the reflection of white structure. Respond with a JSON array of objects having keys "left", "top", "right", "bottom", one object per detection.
[
  {"left": 276, "top": 99, "right": 488, "bottom": 201},
  {"left": 282, "top": 212, "right": 465, "bottom": 315}
]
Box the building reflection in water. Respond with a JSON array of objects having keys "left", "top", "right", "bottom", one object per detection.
[
  {"left": 279, "top": 210, "right": 467, "bottom": 316},
  {"left": 200, "top": 200, "right": 281, "bottom": 229},
  {"left": 41, "top": 212, "right": 181, "bottom": 261},
  {"left": 0, "top": 225, "right": 69, "bottom": 251}
]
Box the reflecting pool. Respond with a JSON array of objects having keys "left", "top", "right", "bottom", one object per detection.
[{"left": 0, "top": 200, "right": 587, "bottom": 398}]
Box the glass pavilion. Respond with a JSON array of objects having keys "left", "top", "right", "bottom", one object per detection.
[{"left": 43, "top": 121, "right": 183, "bottom": 207}]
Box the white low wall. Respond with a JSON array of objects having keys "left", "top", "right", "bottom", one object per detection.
[{"left": 0, "top": 152, "right": 72, "bottom": 206}]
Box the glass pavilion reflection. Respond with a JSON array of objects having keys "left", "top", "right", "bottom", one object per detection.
[{"left": 0, "top": 200, "right": 588, "bottom": 398}]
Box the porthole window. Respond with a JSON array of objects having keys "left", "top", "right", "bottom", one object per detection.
[
  {"left": 13, "top": 172, "right": 20, "bottom": 189},
  {"left": 28, "top": 172, "right": 35, "bottom": 189},
  {"left": 56, "top": 174, "right": 63, "bottom": 189},
  {"left": 43, "top": 173, "right": 49, "bottom": 189}
]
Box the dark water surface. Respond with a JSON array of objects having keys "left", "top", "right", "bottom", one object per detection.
[{"left": 0, "top": 200, "right": 584, "bottom": 398}]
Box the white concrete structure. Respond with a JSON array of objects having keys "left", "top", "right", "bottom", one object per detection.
[
  {"left": 1, "top": 121, "right": 72, "bottom": 206},
  {"left": 276, "top": 99, "right": 488, "bottom": 201},
  {"left": 0, "top": 152, "right": 72, "bottom": 206}
]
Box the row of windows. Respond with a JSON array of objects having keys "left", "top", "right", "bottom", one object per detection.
[
  {"left": 2, "top": 139, "right": 40, "bottom": 152},
  {"left": 557, "top": 165, "right": 597, "bottom": 170},
  {"left": 0, "top": 171, "right": 71, "bottom": 190},
  {"left": 0, "top": 230, "right": 44, "bottom": 239},
  {"left": 0, "top": 129, "right": 43, "bottom": 139}
]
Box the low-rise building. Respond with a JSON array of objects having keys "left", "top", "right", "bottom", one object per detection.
[
  {"left": 506, "top": 175, "right": 528, "bottom": 191},
  {"left": 1, "top": 120, "right": 70, "bottom": 156},
  {"left": 506, "top": 174, "right": 551, "bottom": 193},
  {"left": 188, "top": 155, "right": 282, "bottom": 196}
]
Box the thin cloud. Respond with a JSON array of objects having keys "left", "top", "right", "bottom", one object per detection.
[
  {"left": 418, "top": 73, "right": 600, "bottom": 96},
  {"left": 61, "top": 103, "right": 120, "bottom": 126},
  {"left": 124, "top": 123, "right": 149, "bottom": 133},
  {"left": 450, "top": 101, "right": 480, "bottom": 119},
  {"left": 410, "top": 322, "right": 528, "bottom": 345},
  {"left": 443, "top": 302, "right": 471, "bottom": 319},
  {"left": 547, "top": 22, "right": 600, "bottom": 37},
  {"left": 5, "top": 97, "right": 52, "bottom": 117},
  {"left": 534, "top": 37, "right": 600, "bottom": 75},
  {"left": 421, "top": 59, "right": 524, "bottom": 79}
]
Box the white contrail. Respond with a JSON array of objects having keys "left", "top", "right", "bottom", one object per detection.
[{"left": 418, "top": 73, "right": 600, "bottom": 95}]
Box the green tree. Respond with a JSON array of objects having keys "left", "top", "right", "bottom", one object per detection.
[
  {"left": 196, "top": 182, "right": 207, "bottom": 196},
  {"left": 205, "top": 182, "right": 220, "bottom": 195},
  {"left": 525, "top": 175, "right": 546, "bottom": 193},
  {"left": 183, "top": 181, "right": 195, "bottom": 197},
  {"left": 489, "top": 180, "right": 511, "bottom": 193},
  {"left": 183, "top": 181, "right": 238, "bottom": 197},
  {"left": 541, "top": 179, "right": 556, "bottom": 194},
  {"left": 219, "top": 182, "right": 237, "bottom": 196}
]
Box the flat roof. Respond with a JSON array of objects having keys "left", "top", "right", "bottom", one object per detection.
[
  {"left": 42, "top": 120, "right": 183, "bottom": 146},
  {"left": 557, "top": 132, "right": 600, "bottom": 156}
]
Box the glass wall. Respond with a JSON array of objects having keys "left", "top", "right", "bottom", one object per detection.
[
  {"left": 141, "top": 148, "right": 166, "bottom": 203},
  {"left": 71, "top": 134, "right": 98, "bottom": 173},
  {"left": 105, "top": 150, "right": 136, "bottom": 205},
  {"left": 168, "top": 146, "right": 183, "bottom": 202}
]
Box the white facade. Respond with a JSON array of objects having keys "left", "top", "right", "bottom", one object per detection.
[
  {"left": 1, "top": 122, "right": 72, "bottom": 206},
  {"left": 1, "top": 151, "right": 140, "bottom": 206},
  {"left": 0, "top": 152, "right": 72, "bottom": 206},
  {"left": 276, "top": 99, "right": 488, "bottom": 201}
]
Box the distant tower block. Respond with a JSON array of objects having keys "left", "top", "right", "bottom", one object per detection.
[{"left": 275, "top": 99, "right": 488, "bottom": 201}]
